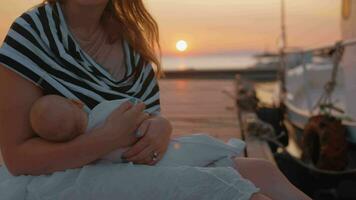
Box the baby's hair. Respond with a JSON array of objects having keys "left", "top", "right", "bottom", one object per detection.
[{"left": 30, "top": 95, "right": 79, "bottom": 141}]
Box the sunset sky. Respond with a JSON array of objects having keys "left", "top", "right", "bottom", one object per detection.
[{"left": 0, "top": 0, "right": 341, "bottom": 56}]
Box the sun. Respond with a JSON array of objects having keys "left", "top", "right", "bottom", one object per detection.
[{"left": 176, "top": 40, "right": 188, "bottom": 52}]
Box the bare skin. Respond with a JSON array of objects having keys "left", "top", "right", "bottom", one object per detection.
[
  {"left": 62, "top": 0, "right": 109, "bottom": 39},
  {"left": 30, "top": 95, "right": 151, "bottom": 144},
  {"left": 235, "top": 158, "right": 312, "bottom": 200},
  {"left": 251, "top": 194, "right": 272, "bottom": 200},
  {"left": 30, "top": 95, "right": 88, "bottom": 142},
  {"left": 0, "top": 65, "right": 149, "bottom": 176}
]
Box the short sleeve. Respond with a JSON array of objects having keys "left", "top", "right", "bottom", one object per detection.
[{"left": 0, "top": 16, "right": 45, "bottom": 88}]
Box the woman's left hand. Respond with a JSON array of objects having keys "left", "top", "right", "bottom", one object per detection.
[{"left": 121, "top": 115, "right": 172, "bottom": 165}]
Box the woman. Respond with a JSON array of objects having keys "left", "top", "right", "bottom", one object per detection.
[{"left": 0, "top": 0, "right": 310, "bottom": 199}]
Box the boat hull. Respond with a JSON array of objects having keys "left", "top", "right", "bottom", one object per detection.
[{"left": 284, "top": 60, "right": 356, "bottom": 143}]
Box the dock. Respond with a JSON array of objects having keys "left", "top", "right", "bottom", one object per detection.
[
  {"left": 160, "top": 79, "right": 241, "bottom": 141},
  {"left": 0, "top": 78, "right": 275, "bottom": 167},
  {"left": 160, "top": 79, "right": 275, "bottom": 162}
]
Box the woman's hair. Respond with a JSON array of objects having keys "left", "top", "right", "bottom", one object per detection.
[{"left": 41, "top": 0, "right": 162, "bottom": 76}]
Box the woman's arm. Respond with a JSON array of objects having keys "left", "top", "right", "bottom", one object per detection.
[{"left": 0, "top": 65, "right": 145, "bottom": 176}]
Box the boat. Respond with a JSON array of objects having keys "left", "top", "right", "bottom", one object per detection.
[
  {"left": 249, "top": 1, "right": 356, "bottom": 199},
  {"left": 283, "top": 1, "right": 356, "bottom": 145},
  {"left": 283, "top": 55, "right": 356, "bottom": 144}
]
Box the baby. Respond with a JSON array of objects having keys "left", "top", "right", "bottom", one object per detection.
[
  {"left": 30, "top": 95, "right": 245, "bottom": 167},
  {"left": 30, "top": 95, "right": 89, "bottom": 142},
  {"left": 30, "top": 95, "right": 143, "bottom": 143}
]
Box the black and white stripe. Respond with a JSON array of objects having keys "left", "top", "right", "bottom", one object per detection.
[{"left": 0, "top": 2, "right": 161, "bottom": 114}]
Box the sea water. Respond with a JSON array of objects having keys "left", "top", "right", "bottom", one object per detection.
[{"left": 161, "top": 53, "right": 257, "bottom": 71}]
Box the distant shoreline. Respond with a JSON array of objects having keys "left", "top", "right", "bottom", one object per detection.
[{"left": 162, "top": 68, "right": 277, "bottom": 81}]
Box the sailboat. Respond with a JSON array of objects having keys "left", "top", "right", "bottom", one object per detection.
[
  {"left": 254, "top": 1, "right": 356, "bottom": 199},
  {"left": 283, "top": 0, "right": 356, "bottom": 145}
]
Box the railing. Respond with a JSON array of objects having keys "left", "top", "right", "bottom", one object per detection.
[{"left": 285, "top": 38, "right": 356, "bottom": 55}]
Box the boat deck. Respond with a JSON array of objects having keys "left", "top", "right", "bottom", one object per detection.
[{"left": 0, "top": 79, "right": 274, "bottom": 166}]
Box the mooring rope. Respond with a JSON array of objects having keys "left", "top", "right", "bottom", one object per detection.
[{"left": 313, "top": 42, "right": 346, "bottom": 114}]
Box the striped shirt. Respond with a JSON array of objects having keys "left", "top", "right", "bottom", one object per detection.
[{"left": 0, "top": 2, "right": 161, "bottom": 115}]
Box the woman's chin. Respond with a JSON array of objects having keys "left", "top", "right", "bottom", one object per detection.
[{"left": 73, "top": 0, "right": 109, "bottom": 7}]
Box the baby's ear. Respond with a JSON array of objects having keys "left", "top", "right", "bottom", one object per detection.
[{"left": 70, "top": 99, "right": 85, "bottom": 109}]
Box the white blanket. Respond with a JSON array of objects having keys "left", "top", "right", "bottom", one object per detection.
[
  {"left": 0, "top": 99, "right": 259, "bottom": 199},
  {"left": 0, "top": 162, "right": 258, "bottom": 200}
]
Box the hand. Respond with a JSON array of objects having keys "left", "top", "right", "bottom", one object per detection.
[
  {"left": 101, "top": 101, "right": 150, "bottom": 148},
  {"left": 122, "top": 115, "right": 172, "bottom": 165}
]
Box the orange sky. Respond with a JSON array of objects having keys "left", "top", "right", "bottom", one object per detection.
[{"left": 0, "top": 0, "right": 341, "bottom": 56}]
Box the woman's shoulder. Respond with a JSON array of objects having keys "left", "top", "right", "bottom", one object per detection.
[
  {"left": 9, "top": 3, "right": 52, "bottom": 29},
  {"left": 0, "top": 2, "right": 55, "bottom": 51},
  {"left": 0, "top": 3, "right": 54, "bottom": 90}
]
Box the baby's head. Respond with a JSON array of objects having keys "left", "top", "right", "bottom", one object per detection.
[{"left": 30, "top": 95, "right": 88, "bottom": 142}]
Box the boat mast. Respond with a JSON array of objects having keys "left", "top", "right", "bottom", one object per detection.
[
  {"left": 279, "top": 0, "right": 287, "bottom": 94},
  {"left": 281, "top": 0, "right": 288, "bottom": 49}
]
